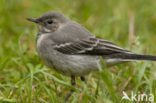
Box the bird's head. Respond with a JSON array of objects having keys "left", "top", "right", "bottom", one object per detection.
[{"left": 27, "top": 11, "right": 69, "bottom": 33}]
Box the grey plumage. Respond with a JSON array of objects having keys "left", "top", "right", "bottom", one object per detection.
[
  {"left": 27, "top": 11, "right": 156, "bottom": 76},
  {"left": 27, "top": 11, "right": 156, "bottom": 102}
]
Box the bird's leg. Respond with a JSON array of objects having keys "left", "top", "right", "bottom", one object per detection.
[
  {"left": 80, "top": 76, "right": 85, "bottom": 82},
  {"left": 64, "top": 75, "right": 76, "bottom": 102}
]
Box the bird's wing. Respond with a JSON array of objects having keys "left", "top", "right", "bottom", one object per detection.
[{"left": 54, "top": 36, "right": 133, "bottom": 55}]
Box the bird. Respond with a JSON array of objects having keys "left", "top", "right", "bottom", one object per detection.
[{"left": 27, "top": 11, "right": 156, "bottom": 102}]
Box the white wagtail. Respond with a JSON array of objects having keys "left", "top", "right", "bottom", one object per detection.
[{"left": 27, "top": 11, "right": 156, "bottom": 102}]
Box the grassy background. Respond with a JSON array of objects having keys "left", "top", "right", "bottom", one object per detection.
[{"left": 0, "top": 0, "right": 156, "bottom": 103}]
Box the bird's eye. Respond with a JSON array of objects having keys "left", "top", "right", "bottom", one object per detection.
[{"left": 47, "top": 20, "right": 53, "bottom": 24}]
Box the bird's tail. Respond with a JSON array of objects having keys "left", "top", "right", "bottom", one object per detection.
[{"left": 104, "top": 53, "right": 156, "bottom": 61}]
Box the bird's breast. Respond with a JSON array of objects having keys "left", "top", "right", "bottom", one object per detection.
[{"left": 37, "top": 34, "right": 47, "bottom": 48}]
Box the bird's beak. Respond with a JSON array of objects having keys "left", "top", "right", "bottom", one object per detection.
[{"left": 27, "top": 18, "right": 39, "bottom": 23}]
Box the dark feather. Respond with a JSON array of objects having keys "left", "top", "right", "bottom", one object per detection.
[
  {"left": 54, "top": 36, "right": 133, "bottom": 55},
  {"left": 103, "top": 53, "right": 156, "bottom": 61}
]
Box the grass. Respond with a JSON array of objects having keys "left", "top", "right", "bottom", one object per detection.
[{"left": 0, "top": 0, "right": 156, "bottom": 102}]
